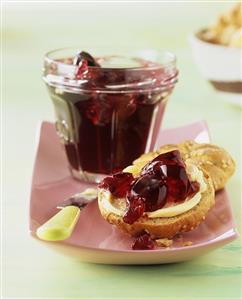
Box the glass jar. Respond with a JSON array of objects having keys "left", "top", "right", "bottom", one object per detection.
[{"left": 43, "top": 48, "right": 178, "bottom": 182}]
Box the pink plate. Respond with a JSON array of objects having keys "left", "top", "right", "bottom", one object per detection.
[{"left": 29, "top": 121, "right": 239, "bottom": 264}]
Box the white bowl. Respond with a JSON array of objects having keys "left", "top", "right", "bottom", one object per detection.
[{"left": 189, "top": 31, "right": 242, "bottom": 106}]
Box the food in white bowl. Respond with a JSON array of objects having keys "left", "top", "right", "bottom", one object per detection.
[
  {"left": 199, "top": 3, "right": 242, "bottom": 48},
  {"left": 190, "top": 4, "right": 242, "bottom": 105}
]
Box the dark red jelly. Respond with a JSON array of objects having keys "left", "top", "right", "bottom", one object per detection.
[
  {"left": 132, "top": 232, "right": 155, "bottom": 250},
  {"left": 126, "top": 150, "right": 199, "bottom": 224},
  {"left": 141, "top": 149, "right": 185, "bottom": 176},
  {"left": 153, "top": 150, "right": 185, "bottom": 166},
  {"left": 123, "top": 195, "right": 145, "bottom": 224},
  {"left": 140, "top": 150, "right": 198, "bottom": 203},
  {"left": 75, "top": 59, "right": 88, "bottom": 78},
  {"left": 98, "top": 172, "right": 134, "bottom": 197},
  {"left": 167, "top": 165, "right": 194, "bottom": 201},
  {"left": 186, "top": 180, "right": 200, "bottom": 198},
  {"left": 74, "top": 51, "right": 100, "bottom": 79},
  {"left": 73, "top": 51, "right": 100, "bottom": 67},
  {"left": 130, "top": 175, "right": 167, "bottom": 212}
]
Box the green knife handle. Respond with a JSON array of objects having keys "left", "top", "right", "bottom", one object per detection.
[{"left": 36, "top": 206, "right": 80, "bottom": 241}]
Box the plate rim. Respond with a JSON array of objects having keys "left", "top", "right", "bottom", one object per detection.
[{"left": 31, "top": 227, "right": 239, "bottom": 255}]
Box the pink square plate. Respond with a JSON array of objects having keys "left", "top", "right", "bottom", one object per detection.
[{"left": 29, "top": 121, "right": 239, "bottom": 264}]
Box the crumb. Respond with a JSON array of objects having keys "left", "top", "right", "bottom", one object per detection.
[
  {"left": 155, "top": 238, "right": 173, "bottom": 248},
  {"left": 183, "top": 241, "right": 193, "bottom": 247}
]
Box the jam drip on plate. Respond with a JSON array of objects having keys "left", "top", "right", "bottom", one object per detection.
[
  {"left": 132, "top": 232, "right": 155, "bottom": 250},
  {"left": 99, "top": 150, "right": 200, "bottom": 225}
]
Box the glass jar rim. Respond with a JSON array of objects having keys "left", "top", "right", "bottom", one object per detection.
[
  {"left": 43, "top": 47, "right": 178, "bottom": 94},
  {"left": 44, "top": 47, "right": 177, "bottom": 71}
]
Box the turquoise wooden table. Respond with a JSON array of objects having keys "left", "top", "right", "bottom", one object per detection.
[{"left": 3, "top": 2, "right": 241, "bottom": 298}]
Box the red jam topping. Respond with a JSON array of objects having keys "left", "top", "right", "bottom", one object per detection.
[
  {"left": 98, "top": 150, "right": 200, "bottom": 225},
  {"left": 141, "top": 150, "right": 185, "bottom": 173},
  {"left": 132, "top": 232, "right": 155, "bottom": 250},
  {"left": 98, "top": 172, "right": 134, "bottom": 197},
  {"left": 123, "top": 195, "right": 145, "bottom": 224},
  {"left": 130, "top": 175, "right": 167, "bottom": 212}
]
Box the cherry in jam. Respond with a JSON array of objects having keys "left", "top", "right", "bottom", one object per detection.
[
  {"left": 98, "top": 172, "right": 134, "bottom": 197},
  {"left": 140, "top": 150, "right": 198, "bottom": 203},
  {"left": 123, "top": 195, "right": 145, "bottom": 224},
  {"left": 165, "top": 165, "right": 191, "bottom": 201},
  {"left": 130, "top": 175, "right": 167, "bottom": 212},
  {"left": 141, "top": 150, "right": 185, "bottom": 176},
  {"left": 153, "top": 150, "right": 185, "bottom": 166},
  {"left": 132, "top": 232, "right": 155, "bottom": 250},
  {"left": 186, "top": 180, "right": 200, "bottom": 198},
  {"left": 73, "top": 51, "right": 100, "bottom": 67}
]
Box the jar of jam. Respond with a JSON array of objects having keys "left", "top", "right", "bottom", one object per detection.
[{"left": 43, "top": 48, "right": 178, "bottom": 182}]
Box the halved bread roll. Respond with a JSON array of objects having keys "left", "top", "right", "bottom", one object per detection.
[{"left": 98, "top": 141, "right": 235, "bottom": 238}]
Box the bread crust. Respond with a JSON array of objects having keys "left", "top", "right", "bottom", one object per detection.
[
  {"left": 98, "top": 170, "right": 215, "bottom": 238},
  {"left": 179, "top": 141, "right": 235, "bottom": 191}
]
